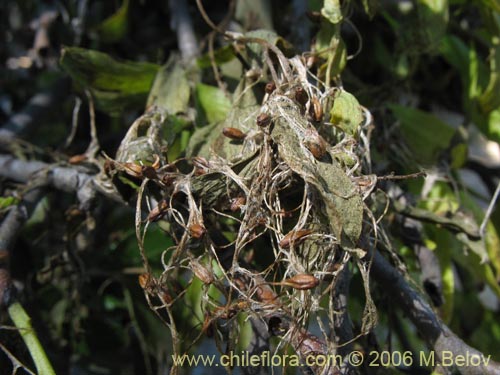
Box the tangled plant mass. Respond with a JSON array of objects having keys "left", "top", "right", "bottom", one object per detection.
[{"left": 100, "top": 39, "right": 392, "bottom": 369}]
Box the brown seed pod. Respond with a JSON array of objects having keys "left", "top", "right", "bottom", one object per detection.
[
  {"left": 279, "top": 229, "right": 313, "bottom": 249},
  {"left": 147, "top": 200, "right": 169, "bottom": 222},
  {"left": 265, "top": 81, "right": 276, "bottom": 94},
  {"left": 230, "top": 196, "right": 246, "bottom": 212},
  {"left": 202, "top": 313, "right": 214, "bottom": 337},
  {"left": 189, "top": 223, "right": 206, "bottom": 239},
  {"left": 304, "top": 128, "right": 328, "bottom": 159},
  {"left": 295, "top": 87, "right": 308, "bottom": 106},
  {"left": 138, "top": 273, "right": 151, "bottom": 289},
  {"left": 141, "top": 165, "right": 157, "bottom": 179},
  {"left": 104, "top": 159, "right": 116, "bottom": 176},
  {"left": 192, "top": 156, "right": 210, "bottom": 169},
  {"left": 151, "top": 154, "right": 161, "bottom": 170},
  {"left": 282, "top": 274, "right": 319, "bottom": 290},
  {"left": 192, "top": 156, "right": 210, "bottom": 175},
  {"left": 309, "top": 96, "right": 323, "bottom": 122},
  {"left": 222, "top": 127, "right": 246, "bottom": 140},
  {"left": 123, "top": 162, "right": 143, "bottom": 178},
  {"left": 255, "top": 284, "right": 278, "bottom": 303},
  {"left": 190, "top": 259, "right": 214, "bottom": 284},
  {"left": 68, "top": 154, "right": 88, "bottom": 164},
  {"left": 256, "top": 113, "right": 271, "bottom": 127}
]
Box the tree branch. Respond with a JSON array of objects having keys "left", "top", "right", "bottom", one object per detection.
[
  {"left": 169, "top": 0, "right": 199, "bottom": 61},
  {"left": 0, "top": 155, "right": 96, "bottom": 210},
  {"left": 370, "top": 248, "right": 500, "bottom": 375},
  {"left": 0, "top": 78, "right": 70, "bottom": 141}
]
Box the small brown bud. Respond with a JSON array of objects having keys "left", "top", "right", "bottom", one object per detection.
[
  {"left": 265, "top": 81, "right": 276, "bottom": 94},
  {"left": 282, "top": 274, "right": 319, "bottom": 290},
  {"left": 279, "top": 229, "right": 313, "bottom": 249},
  {"left": 189, "top": 223, "right": 206, "bottom": 239},
  {"left": 68, "top": 154, "right": 87, "bottom": 164},
  {"left": 138, "top": 273, "right": 151, "bottom": 289},
  {"left": 151, "top": 154, "right": 161, "bottom": 170},
  {"left": 310, "top": 96, "right": 323, "bottom": 122},
  {"left": 147, "top": 200, "right": 169, "bottom": 222},
  {"left": 222, "top": 127, "right": 246, "bottom": 140},
  {"left": 141, "top": 165, "right": 157, "bottom": 179},
  {"left": 255, "top": 284, "right": 278, "bottom": 303},
  {"left": 104, "top": 159, "right": 115, "bottom": 176},
  {"left": 123, "top": 162, "right": 143, "bottom": 178},
  {"left": 190, "top": 259, "right": 214, "bottom": 284},
  {"left": 192, "top": 156, "right": 210, "bottom": 169},
  {"left": 162, "top": 176, "right": 176, "bottom": 187},
  {"left": 295, "top": 87, "right": 308, "bottom": 106},
  {"left": 230, "top": 196, "right": 246, "bottom": 212},
  {"left": 256, "top": 113, "right": 271, "bottom": 127},
  {"left": 304, "top": 128, "right": 327, "bottom": 159}
]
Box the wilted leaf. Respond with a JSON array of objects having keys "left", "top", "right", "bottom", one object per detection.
[
  {"left": 96, "top": 0, "right": 129, "bottom": 43},
  {"left": 329, "top": 90, "right": 363, "bottom": 136},
  {"left": 60, "top": 47, "right": 159, "bottom": 115},
  {"left": 389, "top": 104, "right": 455, "bottom": 164}
]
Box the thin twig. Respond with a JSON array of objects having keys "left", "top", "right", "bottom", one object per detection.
[
  {"left": 377, "top": 171, "right": 427, "bottom": 181},
  {"left": 479, "top": 180, "right": 500, "bottom": 238}
]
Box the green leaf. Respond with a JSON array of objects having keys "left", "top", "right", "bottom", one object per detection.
[
  {"left": 147, "top": 56, "right": 191, "bottom": 114},
  {"left": 487, "top": 108, "right": 500, "bottom": 142},
  {"left": 480, "top": 0, "right": 500, "bottom": 12},
  {"left": 196, "top": 45, "right": 236, "bottom": 69},
  {"left": 389, "top": 104, "right": 455, "bottom": 164},
  {"left": 0, "top": 196, "right": 20, "bottom": 209},
  {"left": 195, "top": 83, "right": 231, "bottom": 124},
  {"left": 321, "top": 0, "right": 343, "bottom": 24},
  {"left": 361, "top": 0, "right": 378, "bottom": 18},
  {"left": 440, "top": 36, "right": 484, "bottom": 100},
  {"left": 314, "top": 21, "right": 346, "bottom": 77},
  {"left": 478, "top": 42, "right": 500, "bottom": 113},
  {"left": 329, "top": 90, "right": 363, "bottom": 136},
  {"left": 96, "top": 0, "right": 129, "bottom": 43},
  {"left": 60, "top": 47, "right": 159, "bottom": 115}
]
